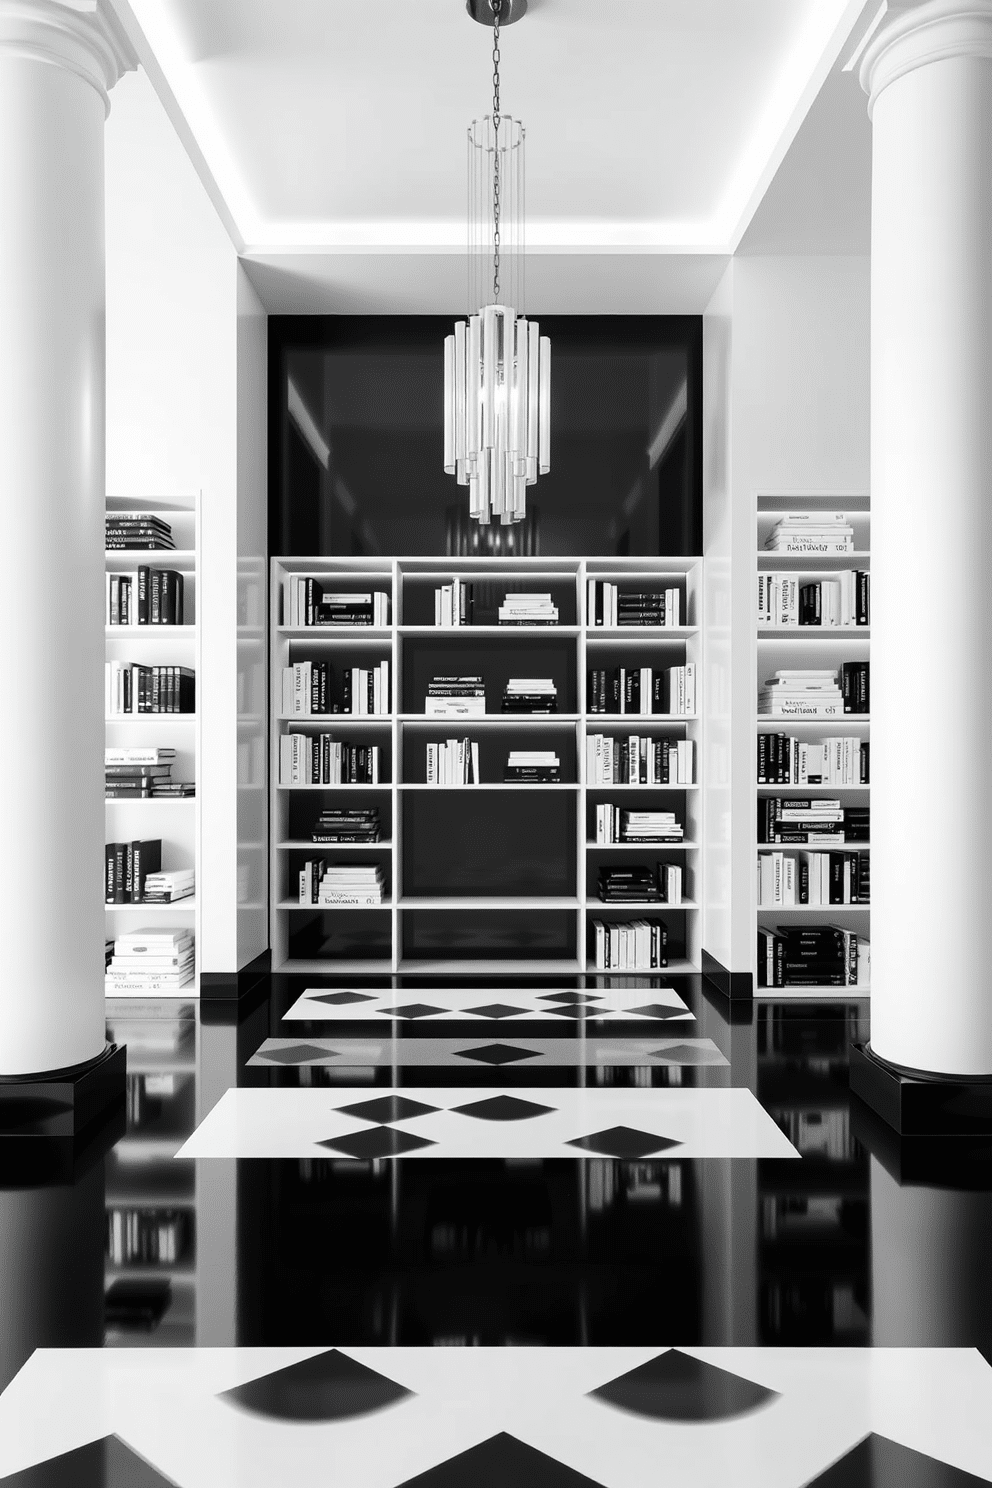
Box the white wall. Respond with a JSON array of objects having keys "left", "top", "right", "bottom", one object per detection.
[
  {"left": 703, "top": 255, "right": 870, "bottom": 976},
  {"left": 106, "top": 68, "right": 267, "bottom": 974}
]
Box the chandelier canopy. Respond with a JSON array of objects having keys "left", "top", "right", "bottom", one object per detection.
[{"left": 443, "top": 0, "right": 550, "bottom": 526}]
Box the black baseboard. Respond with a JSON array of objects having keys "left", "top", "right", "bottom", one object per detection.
[
  {"left": 0, "top": 1043, "right": 126, "bottom": 1139},
  {"left": 200, "top": 950, "right": 271, "bottom": 1005},
  {"left": 850, "top": 1043, "right": 992, "bottom": 1136},
  {"left": 701, "top": 949, "right": 753, "bottom": 1002},
  {"left": 849, "top": 1093, "right": 992, "bottom": 1188}
]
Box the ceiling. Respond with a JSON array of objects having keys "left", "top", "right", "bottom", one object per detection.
[{"left": 109, "top": 0, "right": 878, "bottom": 310}]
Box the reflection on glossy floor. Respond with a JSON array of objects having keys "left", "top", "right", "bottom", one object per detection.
[{"left": 3, "top": 976, "right": 992, "bottom": 1486}]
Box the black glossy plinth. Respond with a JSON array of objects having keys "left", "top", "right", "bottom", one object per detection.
[
  {"left": 0, "top": 1043, "right": 126, "bottom": 1139},
  {"left": 701, "top": 950, "right": 753, "bottom": 1004},
  {"left": 850, "top": 1092, "right": 992, "bottom": 1188},
  {"left": 850, "top": 1042, "right": 992, "bottom": 1136},
  {"left": 200, "top": 950, "right": 270, "bottom": 1008}
]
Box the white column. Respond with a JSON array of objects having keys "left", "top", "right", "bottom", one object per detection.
[
  {"left": 0, "top": 2, "right": 133, "bottom": 1074},
  {"left": 861, "top": 1, "right": 992, "bottom": 1077}
]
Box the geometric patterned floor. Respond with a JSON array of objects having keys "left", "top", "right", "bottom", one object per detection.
[
  {"left": 248, "top": 1036, "right": 729, "bottom": 1068},
  {"left": 176, "top": 1086, "right": 798, "bottom": 1160},
  {"left": 282, "top": 986, "right": 695, "bottom": 1024},
  {"left": 2, "top": 1347, "right": 990, "bottom": 1486}
]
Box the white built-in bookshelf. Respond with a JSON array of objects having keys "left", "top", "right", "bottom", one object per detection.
[
  {"left": 270, "top": 557, "right": 703, "bottom": 976},
  {"left": 105, "top": 496, "right": 201, "bottom": 997},
  {"left": 754, "top": 494, "right": 870, "bottom": 997}
]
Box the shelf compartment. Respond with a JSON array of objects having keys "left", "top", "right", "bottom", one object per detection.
[{"left": 399, "top": 896, "right": 579, "bottom": 910}]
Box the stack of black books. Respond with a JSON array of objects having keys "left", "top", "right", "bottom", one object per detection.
[
  {"left": 757, "top": 923, "right": 862, "bottom": 987},
  {"left": 598, "top": 866, "right": 662, "bottom": 903},
  {"left": 504, "top": 750, "right": 560, "bottom": 782},
  {"left": 758, "top": 799, "right": 870, "bottom": 844},
  {"left": 105, "top": 512, "right": 174, "bottom": 551},
  {"left": 106, "top": 747, "right": 187, "bottom": 799},
  {"left": 311, "top": 808, "right": 381, "bottom": 844},
  {"left": 501, "top": 678, "right": 558, "bottom": 714}
]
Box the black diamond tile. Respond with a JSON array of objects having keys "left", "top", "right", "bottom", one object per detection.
[
  {"left": 649, "top": 1043, "right": 717, "bottom": 1065},
  {"left": 337, "top": 1095, "right": 439, "bottom": 1124},
  {"left": 261, "top": 1043, "right": 336, "bottom": 1065},
  {"left": 589, "top": 1348, "right": 776, "bottom": 1422},
  {"left": 453, "top": 1043, "right": 542, "bottom": 1066},
  {"left": 626, "top": 1003, "right": 691, "bottom": 1021},
  {"left": 396, "top": 1431, "right": 606, "bottom": 1487},
  {"left": 0, "top": 1434, "right": 177, "bottom": 1485},
  {"left": 803, "top": 1432, "right": 990, "bottom": 1486},
  {"left": 308, "top": 991, "right": 378, "bottom": 1006},
  {"left": 542, "top": 1004, "right": 594, "bottom": 1020},
  {"left": 463, "top": 1003, "right": 529, "bottom": 1019},
  {"left": 220, "top": 1347, "right": 413, "bottom": 1422},
  {"left": 536, "top": 992, "right": 603, "bottom": 1004},
  {"left": 567, "top": 1126, "right": 682, "bottom": 1159},
  {"left": 379, "top": 1003, "right": 447, "bottom": 1020},
  {"left": 452, "top": 1095, "right": 556, "bottom": 1122},
  {"left": 317, "top": 1125, "right": 436, "bottom": 1159}
]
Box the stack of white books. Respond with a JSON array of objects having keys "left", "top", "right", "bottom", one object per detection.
[
  {"left": 764, "top": 514, "right": 855, "bottom": 554},
  {"left": 426, "top": 738, "right": 480, "bottom": 784},
  {"left": 759, "top": 670, "right": 844, "bottom": 718},
  {"left": 502, "top": 678, "right": 558, "bottom": 713},
  {"left": 106, "top": 927, "right": 195, "bottom": 993},
  {"left": 317, "top": 863, "right": 385, "bottom": 906},
  {"left": 142, "top": 869, "right": 195, "bottom": 903},
  {"left": 426, "top": 676, "right": 486, "bottom": 716},
  {"left": 498, "top": 592, "right": 559, "bottom": 625},
  {"left": 594, "top": 806, "right": 684, "bottom": 843}
]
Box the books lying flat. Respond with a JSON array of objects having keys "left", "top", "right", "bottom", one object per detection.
[
  {"left": 597, "top": 865, "right": 682, "bottom": 905},
  {"left": 759, "top": 799, "right": 869, "bottom": 844},
  {"left": 427, "top": 676, "right": 486, "bottom": 716},
  {"left": 283, "top": 577, "right": 390, "bottom": 628},
  {"left": 764, "top": 515, "right": 855, "bottom": 553},
  {"left": 106, "top": 748, "right": 177, "bottom": 765},
  {"left": 504, "top": 749, "right": 561, "bottom": 783},
  {"left": 314, "top": 863, "right": 386, "bottom": 906},
  {"left": 311, "top": 808, "right": 381, "bottom": 843},
  {"left": 758, "top": 924, "right": 869, "bottom": 987},
  {"left": 106, "top": 515, "right": 175, "bottom": 551},
  {"left": 502, "top": 678, "right": 558, "bottom": 714},
  {"left": 498, "top": 593, "right": 559, "bottom": 625}
]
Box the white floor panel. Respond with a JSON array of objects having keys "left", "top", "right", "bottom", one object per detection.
[
  {"left": 175, "top": 1086, "right": 797, "bottom": 1160},
  {"left": 249, "top": 1036, "right": 728, "bottom": 1069},
  {"left": 283, "top": 985, "right": 695, "bottom": 1024},
  {"left": 1, "top": 1346, "right": 990, "bottom": 1488}
]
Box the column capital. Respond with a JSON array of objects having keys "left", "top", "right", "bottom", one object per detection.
[
  {"left": 860, "top": 0, "right": 992, "bottom": 115},
  {"left": 0, "top": 0, "right": 136, "bottom": 114}
]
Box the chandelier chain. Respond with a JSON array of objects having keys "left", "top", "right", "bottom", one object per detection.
[{"left": 491, "top": 0, "right": 502, "bottom": 301}]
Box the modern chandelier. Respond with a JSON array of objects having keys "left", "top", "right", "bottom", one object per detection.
[{"left": 443, "top": 0, "right": 550, "bottom": 526}]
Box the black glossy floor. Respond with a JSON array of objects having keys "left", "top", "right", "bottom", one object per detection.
[{"left": 3, "top": 975, "right": 992, "bottom": 1486}]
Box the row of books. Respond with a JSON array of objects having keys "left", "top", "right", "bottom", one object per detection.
[
  {"left": 105, "top": 839, "right": 161, "bottom": 903},
  {"left": 281, "top": 661, "right": 391, "bottom": 716},
  {"left": 592, "top": 919, "right": 668, "bottom": 970},
  {"left": 757, "top": 924, "right": 869, "bottom": 987},
  {"left": 106, "top": 569, "right": 186, "bottom": 626},
  {"left": 586, "top": 734, "right": 694, "bottom": 785},
  {"left": 593, "top": 807, "right": 684, "bottom": 844},
  {"left": 106, "top": 1209, "right": 188, "bottom": 1266},
  {"left": 757, "top": 851, "right": 870, "bottom": 906},
  {"left": 757, "top": 571, "right": 868, "bottom": 627},
  {"left": 763, "top": 514, "right": 856, "bottom": 554},
  {"left": 279, "top": 735, "right": 382, "bottom": 785},
  {"left": 283, "top": 578, "right": 390, "bottom": 628},
  {"left": 598, "top": 865, "right": 682, "bottom": 904},
  {"left": 758, "top": 798, "right": 869, "bottom": 844},
  {"left": 106, "top": 747, "right": 193, "bottom": 799},
  {"left": 587, "top": 581, "right": 682, "bottom": 628},
  {"left": 433, "top": 578, "right": 474, "bottom": 627},
  {"left": 105, "top": 927, "right": 195, "bottom": 992},
  {"left": 427, "top": 738, "right": 481, "bottom": 784},
  {"left": 759, "top": 665, "right": 869, "bottom": 718},
  {"left": 757, "top": 734, "right": 869, "bottom": 785},
  {"left": 106, "top": 513, "right": 176, "bottom": 552},
  {"left": 300, "top": 862, "right": 386, "bottom": 906},
  {"left": 106, "top": 663, "right": 195, "bottom": 715},
  {"left": 587, "top": 664, "right": 696, "bottom": 716},
  {"left": 311, "top": 808, "right": 381, "bottom": 843}
]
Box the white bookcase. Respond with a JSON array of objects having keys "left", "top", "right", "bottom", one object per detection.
[
  {"left": 754, "top": 494, "right": 870, "bottom": 996},
  {"left": 270, "top": 556, "right": 703, "bottom": 976},
  {"left": 105, "top": 495, "right": 201, "bottom": 997}
]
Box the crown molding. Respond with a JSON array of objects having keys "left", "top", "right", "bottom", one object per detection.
[
  {"left": 860, "top": 0, "right": 992, "bottom": 114},
  {"left": 0, "top": 1, "right": 136, "bottom": 114}
]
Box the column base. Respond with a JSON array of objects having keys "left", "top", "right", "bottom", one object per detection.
[
  {"left": 850, "top": 1043, "right": 992, "bottom": 1135},
  {"left": 701, "top": 949, "right": 753, "bottom": 1003},
  {"left": 0, "top": 1043, "right": 126, "bottom": 1139}
]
